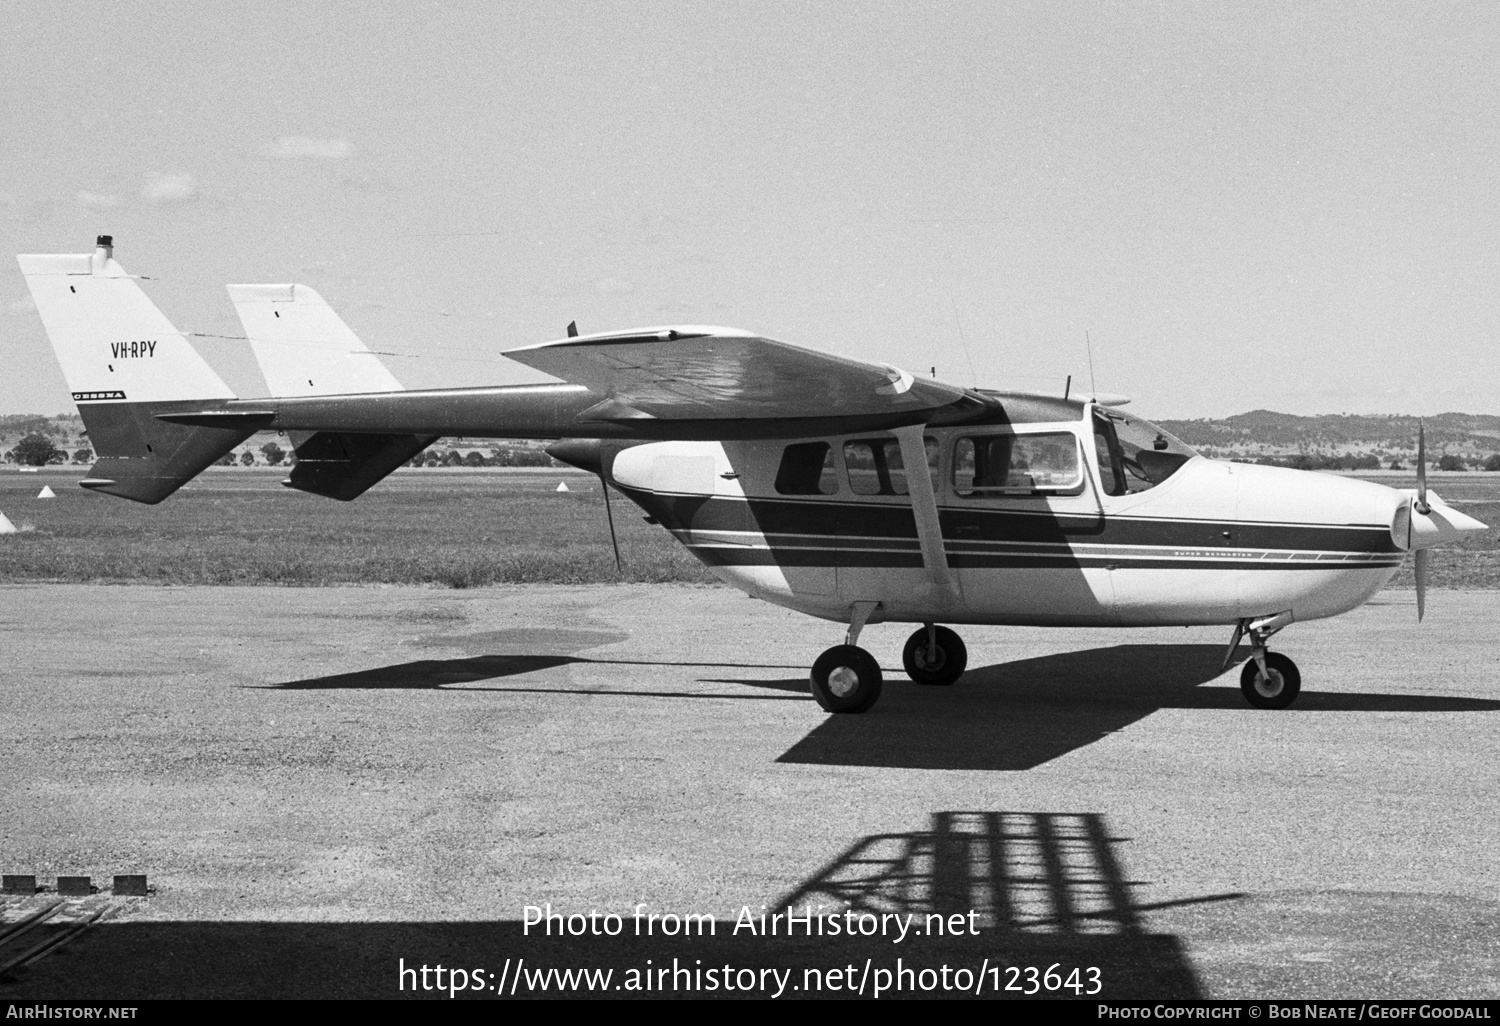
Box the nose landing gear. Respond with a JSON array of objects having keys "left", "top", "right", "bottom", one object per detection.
[
  {"left": 1228, "top": 613, "right": 1302, "bottom": 709},
  {"left": 1240, "top": 651, "right": 1301, "bottom": 709}
]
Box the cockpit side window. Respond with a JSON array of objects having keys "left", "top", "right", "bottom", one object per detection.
[
  {"left": 1093, "top": 410, "right": 1196, "bottom": 495},
  {"left": 953, "top": 432, "right": 1083, "bottom": 497},
  {"left": 774, "top": 441, "right": 839, "bottom": 495}
]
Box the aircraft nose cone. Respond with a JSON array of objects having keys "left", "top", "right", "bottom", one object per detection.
[{"left": 1389, "top": 489, "right": 1489, "bottom": 550}]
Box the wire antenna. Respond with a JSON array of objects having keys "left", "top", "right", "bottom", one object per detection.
[
  {"left": 951, "top": 300, "right": 979, "bottom": 387},
  {"left": 1085, "top": 331, "right": 1099, "bottom": 399}
]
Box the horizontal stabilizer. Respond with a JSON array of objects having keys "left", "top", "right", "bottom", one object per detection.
[
  {"left": 282, "top": 431, "right": 438, "bottom": 501},
  {"left": 155, "top": 411, "right": 277, "bottom": 429}
]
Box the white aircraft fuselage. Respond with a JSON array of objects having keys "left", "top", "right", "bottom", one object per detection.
[{"left": 602, "top": 407, "right": 1428, "bottom": 631}]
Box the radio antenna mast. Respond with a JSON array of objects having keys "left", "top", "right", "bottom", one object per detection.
[
  {"left": 1085, "top": 330, "right": 1098, "bottom": 399},
  {"left": 952, "top": 299, "right": 979, "bottom": 387}
]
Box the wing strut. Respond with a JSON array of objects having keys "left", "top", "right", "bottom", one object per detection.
[{"left": 893, "top": 425, "right": 961, "bottom": 610}]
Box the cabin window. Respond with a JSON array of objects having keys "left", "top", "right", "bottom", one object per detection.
[
  {"left": 843, "top": 437, "right": 939, "bottom": 496},
  {"left": 1092, "top": 411, "right": 1195, "bottom": 495},
  {"left": 953, "top": 432, "right": 1082, "bottom": 496},
  {"left": 774, "top": 441, "right": 840, "bottom": 495}
]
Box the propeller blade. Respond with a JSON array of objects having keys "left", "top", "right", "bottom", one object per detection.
[
  {"left": 1415, "top": 420, "right": 1429, "bottom": 514},
  {"left": 1414, "top": 547, "right": 1430, "bottom": 622}
]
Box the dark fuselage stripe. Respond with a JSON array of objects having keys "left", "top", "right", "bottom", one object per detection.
[{"left": 621, "top": 490, "right": 1400, "bottom": 556}]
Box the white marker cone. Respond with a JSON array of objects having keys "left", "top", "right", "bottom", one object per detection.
[
  {"left": 37, "top": 485, "right": 56, "bottom": 499},
  {"left": 0, "top": 511, "right": 16, "bottom": 534},
  {"left": 556, "top": 481, "right": 570, "bottom": 492}
]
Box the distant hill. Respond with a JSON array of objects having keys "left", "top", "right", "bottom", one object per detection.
[{"left": 1155, "top": 411, "right": 1500, "bottom": 462}]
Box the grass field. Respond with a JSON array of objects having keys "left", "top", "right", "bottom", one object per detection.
[
  {"left": 0, "top": 467, "right": 716, "bottom": 587},
  {"left": 2, "top": 467, "right": 1498, "bottom": 588}
]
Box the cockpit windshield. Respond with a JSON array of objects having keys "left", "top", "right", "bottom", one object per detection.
[{"left": 1092, "top": 409, "right": 1198, "bottom": 496}]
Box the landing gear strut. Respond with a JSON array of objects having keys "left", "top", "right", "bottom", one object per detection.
[
  {"left": 810, "top": 608, "right": 971, "bottom": 712},
  {"left": 1229, "top": 613, "right": 1302, "bottom": 709},
  {"left": 901, "top": 624, "right": 967, "bottom": 686}
]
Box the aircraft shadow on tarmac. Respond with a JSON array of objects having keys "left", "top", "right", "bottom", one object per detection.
[
  {"left": 263, "top": 654, "right": 810, "bottom": 700},
  {"left": 770, "top": 644, "right": 1500, "bottom": 772},
  {"left": 0, "top": 811, "right": 1214, "bottom": 1000},
  {"left": 263, "top": 643, "right": 1500, "bottom": 765}
]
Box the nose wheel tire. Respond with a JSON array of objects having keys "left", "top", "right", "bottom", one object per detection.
[
  {"left": 901, "top": 626, "right": 967, "bottom": 686},
  {"left": 1239, "top": 652, "right": 1301, "bottom": 709},
  {"left": 810, "top": 645, "right": 883, "bottom": 713}
]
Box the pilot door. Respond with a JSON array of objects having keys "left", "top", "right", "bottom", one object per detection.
[{"left": 937, "top": 425, "right": 1115, "bottom": 625}]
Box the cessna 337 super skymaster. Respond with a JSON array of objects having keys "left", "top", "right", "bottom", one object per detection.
[{"left": 19, "top": 238, "right": 1488, "bottom": 713}]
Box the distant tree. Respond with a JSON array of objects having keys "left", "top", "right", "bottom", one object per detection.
[
  {"left": 73, "top": 448, "right": 93, "bottom": 464},
  {"left": 1486, "top": 454, "right": 1500, "bottom": 472},
  {"left": 464, "top": 450, "right": 487, "bottom": 468},
  {"left": 1389, "top": 460, "right": 1404, "bottom": 471},
  {"left": 13, "top": 433, "right": 61, "bottom": 467},
  {"left": 441, "top": 450, "right": 464, "bottom": 467},
  {"left": 1437, "top": 454, "right": 1467, "bottom": 471},
  {"left": 260, "top": 441, "right": 286, "bottom": 466},
  {"left": 239, "top": 451, "right": 255, "bottom": 466},
  {"left": 215, "top": 452, "right": 235, "bottom": 466}
]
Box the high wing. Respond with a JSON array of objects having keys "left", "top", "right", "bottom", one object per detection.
[
  {"left": 502, "top": 326, "right": 970, "bottom": 422},
  {"left": 205, "top": 325, "right": 998, "bottom": 441}
]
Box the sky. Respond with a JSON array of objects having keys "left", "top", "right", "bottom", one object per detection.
[{"left": 2, "top": 1, "right": 1498, "bottom": 421}]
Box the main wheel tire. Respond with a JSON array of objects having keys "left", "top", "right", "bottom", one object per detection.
[
  {"left": 901, "top": 626, "right": 968, "bottom": 686},
  {"left": 810, "top": 645, "right": 883, "bottom": 713},
  {"left": 1239, "top": 652, "right": 1301, "bottom": 709}
]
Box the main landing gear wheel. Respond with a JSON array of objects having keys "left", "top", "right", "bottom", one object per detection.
[
  {"left": 902, "top": 625, "right": 967, "bottom": 686},
  {"left": 810, "top": 645, "right": 883, "bottom": 714},
  {"left": 1240, "top": 652, "right": 1301, "bottom": 709}
]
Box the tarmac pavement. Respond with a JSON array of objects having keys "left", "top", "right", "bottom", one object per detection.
[{"left": 1, "top": 584, "right": 1497, "bottom": 999}]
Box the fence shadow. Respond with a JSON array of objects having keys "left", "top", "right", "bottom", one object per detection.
[{"left": 0, "top": 812, "right": 1208, "bottom": 999}]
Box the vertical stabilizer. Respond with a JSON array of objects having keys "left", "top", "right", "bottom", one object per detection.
[
  {"left": 227, "top": 283, "right": 403, "bottom": 397},
  {"left": 227, "top": 282, "right": 433, "bottom": 500},
  {"left": 17, "top": 237, "right": 255, "bottom": 503},
  {"left": 20, "top": 237, "right": 236, "bottom": 404}
]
